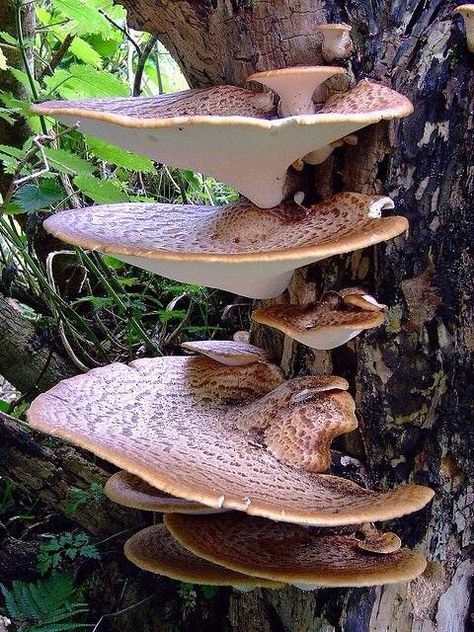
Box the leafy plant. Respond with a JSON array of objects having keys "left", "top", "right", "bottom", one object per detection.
[
  {"left": 63, "top": 484, "right": 103, "bottom": 516},
  {"left": 0, "top": 572, "right": 90, "bottom": 631},
  {"left": 37, "top": 533, "right": 100, "bottom": 576}
]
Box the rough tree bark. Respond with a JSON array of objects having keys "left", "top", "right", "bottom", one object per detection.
[{"left": 114, "top": 2, "right": 474, "bottom": 631}]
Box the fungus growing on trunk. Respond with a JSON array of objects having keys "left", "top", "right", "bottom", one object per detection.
[
  {"left": 251, "top": 288, "right": 385, "bottom": 350},
  {"left": 42, "top": 193, "right": 407, "bottom": 299},
  {"left": 124, "top": 524, "right": 282, "bottom": 590},
  {"left": 181, "top": 340, "right": 271, "bottom": 366},
  {"left": 164, "top": 513, "right": 427, "bottom": 588},
  {"left": 247, "top": 66, "right": 346, "bottom": 116},
  {"left": 27, "top": 351, "right": 434, "bottom": 525},
  {"left": 456, "top": 5, "right": 474, "bottom": 52},
  {"left": 318, "top": 24, "right": 354, "bottom": 63},
  {"left": 31, "top": 80, "right": 413, "bottom": 208}
]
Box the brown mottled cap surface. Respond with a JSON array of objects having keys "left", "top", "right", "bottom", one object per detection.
[
  {"left": 105, "top": 471, "right": 224, "bottom": 514},
  {"left": 43, "top": 193, "right": 408, "bottom": 298},
  {"left": 251, "top": 289, "right": 385, "bottom": 350},
  {"left": 165, "top": 513, "right": 427, "bottom": 588},
  {"left": 28, "top": 354, "right": 434, "bottom": 526},
  {"left": 125, "top": 523, "right": 282, "bottom": 588},
  {"left": 181, "top": 340, "right": 270, "bottom": 366},
  {"left": 31, "top": 81, "right": 413, "bottom": 209}
]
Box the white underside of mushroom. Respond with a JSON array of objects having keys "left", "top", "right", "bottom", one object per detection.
[
  {"left": 284, "top": 327, "right": 363, "bottom": 350},
  {"left": 53, "top": 114, "right": 389, "bottom": 209}
]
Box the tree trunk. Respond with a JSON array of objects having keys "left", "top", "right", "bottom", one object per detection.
[{"left": 114, "top": 2, "right": 474, "bottom": 631}]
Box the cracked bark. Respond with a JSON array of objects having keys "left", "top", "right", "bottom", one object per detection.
[{"left": 113, "top": 2, "right": 473, "bottom": 631}]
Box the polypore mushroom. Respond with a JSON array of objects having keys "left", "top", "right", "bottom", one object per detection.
[
  {"left": 181, "top": 340, "right": 271, "bottom": 366},
  {"left": 247, "top": 66, "right": 346, "bottom": 117},
  {"left": 356, "top": 523, "right": 402, "bottom": 554},
  {"left": 318, "top": 24, "right": 354, "bottom": 63},
  {"left": 124, "top": 523, "right": 282, "bottom": 590},
  {"left": 455, "top": 5, "right": 474, "bottom": 52},
  {"left": 165, "top": 513, "right": 427, "bottom": 588},
  {"left": 31, "top": 80, "right": 413, "bottom": 208},
  {"left": 303, "top": 133, "right": 358, "bottom": 165},
  {"left": 105, "top": 471, "right": 224, "bottom": 514},
  {"left": 27, "top": 350, "right": 434, "bottom": 525},
  {"left": 251, "top": 288, "right": 385, "bottom": 350},
  {"left": 42, "top": 193, "right": 408, "bottom": 299}
]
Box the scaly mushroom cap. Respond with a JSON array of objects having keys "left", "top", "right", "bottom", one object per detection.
[
  {"left": 181, "top": 340, "right": 271, "bottom": 366},
  {"left": 247, "top": 66, "right": 346, "bottom": 117},
  {"left": 27, "top": 353, "right": 434, "bottom": 526},
  {"left": 31, "top": 80, "right": 413, "bottom": 208},
  {"left": 42, "top": 193, "right": 408, "bottom": 299},
  {"left": 356, "top": 524, "right": 402, "bottom": 554},
  {"left": 165, "top": 513, "right": 427, "bottom": 588},
  {"left": 105, "top": 471, "right": 224, "bottom": 514},
  {"left": 251, "top": 289, "right": 385, "bottom": 350},
  {"left": 455, "top": 5, "right": 474, "bottom": 52},
  {"left": 318, "top": 24, "right": 354, "bottom": 63},
  {"left": 124, "top": 523, "right": 282, "bottom": 589}
]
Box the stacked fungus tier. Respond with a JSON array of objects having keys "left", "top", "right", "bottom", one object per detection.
[{"left": 28, "top": 63, "right": 433, "bottom": 590}]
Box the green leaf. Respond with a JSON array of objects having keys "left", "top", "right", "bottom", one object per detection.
[
  {"left": 0, "top": 32, "right": 18, "bottom": 46},
  {"left": 43, "top": 147, "right": 95, "bottom": 176},
  {"left": 86, "top": 135, "right": 154, "bottom": 172},
  {"left": 9, "top": 179, "right": 64, "bottom": 213},
  {"left": 102, "top": 254, "right": 125, "bottom": 269},
  {"left": 69, "top": 37, "right": 103, "bottom": 68},
  {"left": 74, "top": 174, "right": 129, "bottom": 203},
  {"left": 50, "top": 0, "right": 111, "bottom": 35},
  {"left": 0, "top": 400, "right": 9, "bottom": 412},
  {"left": 0, "top": 144, "right": 25, "bottom": 159},
  {"left": 8, "top": 67, "right": 40, "bottom": 95},
  {"left": 46, "top": 64, "right": 128, "bottom": 98},
  {"left": 0, "top": 108, "right": 15, "bottom": 125}
]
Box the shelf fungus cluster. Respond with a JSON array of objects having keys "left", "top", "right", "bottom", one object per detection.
[{"left": 29, "top": 56, "right": 432, "bottom": 591}]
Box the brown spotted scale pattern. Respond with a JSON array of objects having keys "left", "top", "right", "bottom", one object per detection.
[
  {"left": 320, "top": 80, "right": 413, "bottom": 116},
  {"left": 124, "top": 524, "right": 280, "bottom": 587},
  {"left": 43, "top": 193, "right": 407, "bottom": 258},
  {"left": 165, "top": 513, "right": 426, "bottom": 586},
  {"left": 33, "top": 85, "right": 276, "bottom": 119},
  {"left": 28, "top": 356, "right": 433, "bottom": 525}
]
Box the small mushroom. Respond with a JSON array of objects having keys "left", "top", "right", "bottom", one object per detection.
[
  {"left": 318, "top": 23, "right": 354, "bottom": 63},
  {"left": 164, "top": 513, "right": 427, "bottom": 589},
  {"left": 43, "top": 193, "right": 408, "bottom": 299},
  {"left": 181, "top": 340, "right": 271, "bottom": 366},
  {"left": 356, "top": 523, "right": 402, "bottom": 554},
  {"left": 105, "top": 471, "right": 225, "bottom": 514},
  {"left": 31, "top": 80, "right": 413, "bottom": 208},
  {"left": 27, "top": 352, "right": 434, "bottom": 526},
  {"left": 247, "top": 66, "right": 346, "bottom": 117},
  {"left": 124, "top": 523, "right": 282, "bottom": 590},
  {"left": 303, "top": 134, "right": 358, "bottom": 166},
  {"left": 455, "top": 5, "right": 474, "bottom": 52},
  {"left": 251, "top": 288, "right": 385, "bottom": 350}
]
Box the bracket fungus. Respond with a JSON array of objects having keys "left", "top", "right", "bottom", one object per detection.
[
  {"left": 28, "top": 346, "right": 434, "bottom": 526},
  {"left": 43, "top": 193, "right": 408, "bottom": 299},
  {"left": 181, "top": 339, "right": 271, "bottom": 366},
  {"left": 247, "top": 66, "right": 346, "bottom": 117},
  {"left": 455, "top": 5, "right": 474, "bottom": 51},
  {"left": 318, "top": 24, "right": 354, "bottom": 63},
  {"left": 32, "top": 80, "right": 413, "bottom": 208},
  {"left": 124, "top": 524, "right": 282, "bottom": 590},
  {"left": 105, "top": 471, "right": 224, "bottom": 514},
  {"left": 251, "top": 288, "right": 385, "bottom": 350},
  {"left": 164, "top": 513, "right": 427, "bottom": 589}
]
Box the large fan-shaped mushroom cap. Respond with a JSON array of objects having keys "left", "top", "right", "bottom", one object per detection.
[
  {"left": 124, "top": 523, "right": 282, "bottom": 589},
  {"left": 27, "top": 351, "right": 434, "bottom": 526},
  {"left": 251, "top": 289, "right": 385, "bottom": 349},
  {"left": 43, "top": 193, "right": 408, "bottom": 299},
  {"left": 165, "top": 513, "right": 427, "bottom": 589},
  {"left": 31, "top": 80, "right": 413, "bottom": 208},
  {"left": 105, "top": 471, "right": 225, "bottom": 514}
]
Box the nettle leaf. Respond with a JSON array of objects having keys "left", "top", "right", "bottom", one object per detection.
[
  {"left": 35, "top": 5, "right": 52, "bottom": 25},
  {"left": 69, "top": 37, "right": 103, "bottom": 68},
  {"left": 0, "top": 144, "right": 26, "bottom": 159},
  {"left": 0, "top": 31, "right": 18, "bottom": 46},
  {"left": 0, "top": 108, "right": 16, "bottom": 125},
  {"left": 86, "top": 135, "right": 154, "bottom": 172},
  {"left": 8, "top": 67, "right": 40, "bottom": 95},
  {"left": 46, "top": 64, "right": 128, "bottom": 98},
  {"left": 9, "top": 179, "right": 64, "bottom": 214},
  {"left": 43, "top": 147, "right": 95, "bottom": 176},
  {"left": 74, "top": 174, "right": 129, "bottom": 203},
  {"left": 50, "top": 0, "right": 111, "bottom": 35}
]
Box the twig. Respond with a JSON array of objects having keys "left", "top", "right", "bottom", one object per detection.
[
  {"left": 38, "top": 33, "right": 74, "bottom": 79},
  {"left": 91, "top": 594, "right": 159, "bottom": 632},
  {"left": 133, "top": 34, "right": 159, "bottom": 96}
]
